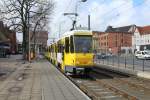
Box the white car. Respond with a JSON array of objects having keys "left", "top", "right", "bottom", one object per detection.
[{"left": 135, "top": 51, "right": 150, "bottom": 60}]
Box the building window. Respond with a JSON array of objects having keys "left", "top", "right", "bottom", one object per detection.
[
  {"left": 121, "top": 39, "right": 123, "bottom": 44},
  {"left": 116, "top": 41, "right": 117, "bottom": 47},
  {"left": 104, "top": 42, "right": 106, "bottom": 46}
]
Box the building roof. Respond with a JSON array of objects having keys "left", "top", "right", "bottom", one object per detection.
[
  {"left": 105, "top": 25, "right": 134, "bottom": 33},
  {"left": 137, "top": 26, "right": 150, "bottom": 35}
]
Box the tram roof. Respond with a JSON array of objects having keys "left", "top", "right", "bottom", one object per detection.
[
  {"left": 50, "top": 30, "right": 92, "bottom": 45},
  {"left": 62, "top": 30, "right": 92, "bottom": 38}
]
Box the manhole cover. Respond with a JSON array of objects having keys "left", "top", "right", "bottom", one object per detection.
[{"left": 9, "top": 87, "right": 22, "bottom": 93}]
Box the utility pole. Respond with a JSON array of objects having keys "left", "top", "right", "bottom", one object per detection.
[{"left": 88, "top": 15, "right": 91, "bottom": 30}]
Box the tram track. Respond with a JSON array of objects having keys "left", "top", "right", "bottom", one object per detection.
[
  {"left": 72, "top": 72, "right": 137, "bottom": 100},
  {"left": 49, "top": 59, "right": 150, "bottom": 100},
  {"left": 69, "top": 67, "right": 150, "bottom": 100}
]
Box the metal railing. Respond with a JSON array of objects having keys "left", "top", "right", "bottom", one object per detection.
[{"left": 94, "top": 54, "right": 150, "bottom": 72}]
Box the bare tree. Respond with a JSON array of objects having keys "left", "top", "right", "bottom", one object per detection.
[{"left": 0, "top": 0, "right": 54, "bottom": 60}]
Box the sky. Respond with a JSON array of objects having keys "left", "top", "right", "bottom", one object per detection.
[
  {"left": 48, "top": 0, "right": 150, "bottom": 44},
  {"left": 11, "top": 0, "right": 149, "bottom": 44}
]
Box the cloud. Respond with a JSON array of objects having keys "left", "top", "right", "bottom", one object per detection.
[
  {"left": 49, "top": 0, "right": 76, "bottom": 38},
  {"left": 49, "top": 0, "right": 150, "bottom": 42},
  {"left": 84, "top": 0, "right": 135, "bottom": 30}
]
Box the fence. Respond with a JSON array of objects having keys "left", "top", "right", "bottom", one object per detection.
[{"left": 94, "top": 54, "right": 150, "bottom": 72}]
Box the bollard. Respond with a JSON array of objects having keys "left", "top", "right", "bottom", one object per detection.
[
  {"left": 142, "top": 59, "right": 145, "bottom": 71},
  {"left": 107, "top": 57, "right": 108, "bottom": 65},
  {"left": 125, "top": 56, "right": 126, "bottom": 68},
  {"left": 118, "top": 56, "right": 119, "bottom": 67},
  {"left": 133, "top": 56, "right": 135, "bottom": 70},
  {"left": 113, "top": 56, "right": 114, "bottom": 66}
]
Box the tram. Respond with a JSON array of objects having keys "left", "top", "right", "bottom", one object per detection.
[{"left": 47, "top": 30, "right": 94, "bottom": 74}]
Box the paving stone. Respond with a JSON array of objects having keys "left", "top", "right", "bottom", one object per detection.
[{"left": 0, "top": 55, "right": 90, "bottom": 100}]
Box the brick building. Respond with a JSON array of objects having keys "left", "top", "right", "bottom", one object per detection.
[
  {"left": 93, "top": 25, "right": 134, "bottom": 54},
  {"left": 104, "top": 32, "right": 132, "bottom": 54}
]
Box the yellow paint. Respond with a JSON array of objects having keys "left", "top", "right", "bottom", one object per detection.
[{"left": 64, "top": 53, "right": 93, "bottom": 67}]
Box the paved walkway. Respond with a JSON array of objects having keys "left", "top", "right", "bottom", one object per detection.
[{"left": 0, "top": 55, "right": 90, "bottom": 100}]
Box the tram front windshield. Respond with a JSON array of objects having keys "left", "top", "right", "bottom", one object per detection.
[{"left": 74, "top": 35, "right": 92, "bottom": 53}]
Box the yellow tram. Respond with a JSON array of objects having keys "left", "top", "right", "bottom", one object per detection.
[{"left": 47, "top": 30, "right": 94, "bottom": 74}]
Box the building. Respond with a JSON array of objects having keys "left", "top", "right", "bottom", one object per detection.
[
  {"left": 92, "top": 31, "right": 103, "bottom": 53},
  {"left": 93, "top": 25, "right": 134, "bottom": 54},
  {"left": 132, "top": 26, "right": 150, "bottom": 52},
  {"left": 0, "top": 21, "right": 17, "bottom": 54},
  {"left": 30, "top": 31, "right": 48, "bottom": 54},
  {"left": 105, "top": 26, "right": 134, "bottom": 54}
]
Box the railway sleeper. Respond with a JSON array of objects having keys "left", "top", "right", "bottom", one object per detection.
[
  {"left": 116, "top": 78, "right": 150, "bottom": 91},
  {"left": 91, "top": 88, "right": 105, "bottom": 92},
  {"left": 79, "top": 82, "right": 128, "bottom": 100},
  {"left": 99, "top": 95, "right": 124, "bottom": 100},
  {"left": 96, "top": 80, "right": 138, "bottom": 100},
  {"left": 79, "top": 84, "right": 101, "bottom": 100}
]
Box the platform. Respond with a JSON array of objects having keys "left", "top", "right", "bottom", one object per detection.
[
  {"left": 0, "top": 55, "right": 90, "bottom": 100},
  {"left": 94, "top": 61, "right": 150, "bottom": 79}
]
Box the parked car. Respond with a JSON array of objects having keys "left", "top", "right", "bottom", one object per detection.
[
  {"left": 106, "top": 53, "right": 113, "bottom": 57},
  {"left": 96, "top": 53, "right": 107, "bottom": 59},
  {"left": 135, "top": 51, "right": 150, "bottom": 60}
]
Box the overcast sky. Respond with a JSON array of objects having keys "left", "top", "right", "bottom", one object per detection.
[{"left": 48, "top": 0, "right": 150, "bottom": 41}]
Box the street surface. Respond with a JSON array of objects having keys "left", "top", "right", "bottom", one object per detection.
[{"left": 0, "top": 55, "right": 90, "bottom": 100}]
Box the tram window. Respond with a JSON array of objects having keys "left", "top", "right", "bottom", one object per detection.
[
  {"left": 74, "top": 36, "right": 92, "bottom": 53},
  {"left": 65, "top": 37, "right": 69, "bottom": 53},
  {"left": 70, "top": 36, "right": 74, "bottom": 53}
]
